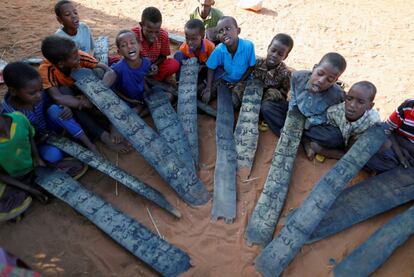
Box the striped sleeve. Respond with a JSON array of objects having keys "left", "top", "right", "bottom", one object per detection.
[
  {"left": 79, "top": 50, "right": 98, "bottom": 69},
  {"left": 386, "top": 99, "right": 414, "bottom": 130},
  {"left": 159, "top": 29, "right": 171, "bottom": 56}
]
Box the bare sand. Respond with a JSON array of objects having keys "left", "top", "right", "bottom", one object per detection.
[{"left": 0, "top": 0, "right": 413, "bottom": 276}]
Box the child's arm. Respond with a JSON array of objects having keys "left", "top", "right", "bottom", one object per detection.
[
  {"left": 96, "top": 62, "right": 116, "bottom": 87},
  {"left": 201, "top": 68, "right": 215, "bottom": 103},
  {"left": 30, "top": 137, "right": 45, "bottom": 168},
  {"left": 47, "top": 87, "right": 92, "bottom": 110},
  {"left": 390, "top": 133, "right": 414, "bottom": 168},
  {"left": 0, "top": 172, "right": 48, "bottom": 203}
]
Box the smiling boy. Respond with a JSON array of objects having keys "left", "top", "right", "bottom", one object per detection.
[
  {"left": 54, "top": 0, "right": 94, "bottom": 55},
  {"left": 190, "top": 0, "right": 224, "bottom": 44}
]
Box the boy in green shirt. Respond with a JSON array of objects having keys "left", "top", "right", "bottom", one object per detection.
[
  {"left": 0, "top": 107, "right": 45, "bottom": 221},
  {"left": 190, "top": 0, "right": 224, "bottom": 44}
]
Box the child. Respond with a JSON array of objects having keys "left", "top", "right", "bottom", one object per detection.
[
  {"left": 107, "top": 30, "right": 151, "bottom": 116},
  {"left": 202, "top": 16, "right": 256, "bottom": 109},
  {"left": 38, "top": 35, "right": 130, "bottom": 153},
  {"left": 131, "top": 7, "right": 179, "bottom": 83},
  {"left": 54, "top": 0, "right": 95, "bottom": 55},
  {"left": 255, "top": 33, "right": 293, "bottom": 103},
  {"left": 174, "top": 19, "right": 215, "bottom": 81},
  {"left": 366, "top": 99, "right": 414, "bottom": 173},
  {"left": 2, "top": 62, "right": 97, "bottom": 167},
  {"left": 261, "top": 52, "right": 346, "bottom": 151},
  {"left": 0, "top": 103, "right": 43, "bottom": 221},
  {"left": 307, "top": 81, "right": 381, "bottom": 159},
  {"left": 190, "top": 0, "right": 224, "bottom": 44}
]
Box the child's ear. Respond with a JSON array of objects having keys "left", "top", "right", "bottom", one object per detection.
[
  {"left": 369, "top": 101, "right": 375, "bottom": 109},
  {"left": 237, "top": 27, "right": 241, "bottom": 35},
  {"left": 117, "top": 48, "right": 121, "bottom": 55},
  {"left": 9, "top": 87, "right": 18, "bottom": 96},
  {"left": 57, "top": 61, "right": 65, "bottom": 70},
  {"left": 56, "top": 16, "right": 63, "bottom": 25}
]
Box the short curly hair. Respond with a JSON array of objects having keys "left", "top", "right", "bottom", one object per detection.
[
  {"left": 141, "top": 7, "right": 162, "bottom": 24},
  {"left": 41, "top": 35, "right": 77, "bottom": 65},
  {"left": 3, "top": 62, "right": 41, "bottom": 90}
]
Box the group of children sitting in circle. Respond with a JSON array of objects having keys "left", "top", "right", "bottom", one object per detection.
[{"left": 0, "top": 0, "right": 413, "bottom": 224}]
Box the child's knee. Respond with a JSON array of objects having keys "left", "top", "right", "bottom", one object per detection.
[
  {"left": 46, "top": 104, "right": 62, "bottom": 120},
  {"left": 39, "top": 144, "right": 64, "bottom": 164}
]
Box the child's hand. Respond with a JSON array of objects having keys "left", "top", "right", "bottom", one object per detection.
[
  {"left": 201, "top": 87, "right": 211, "bottom": 103},
  {"left": 399, "top": 148, "right": 414, "bottom": 168},
  {"left": 77, "top": 95, "right": 93, "bottom": 110},
  {"left": 149, "top": 64, "right": 159, "bottom": 76},
  {"left": 59, "top": 106, "right": 73, "bottom": 120}
]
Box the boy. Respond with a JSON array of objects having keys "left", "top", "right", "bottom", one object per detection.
[
  {"left": 306, "top": 81, "right": 381, "bottom": 159},
  {"left": 174, "top": 19, "right": 215, "bottom": 81},
  {"left": 38, "top": 35, "right": 129, "bottom": 153},
  {"left": 131, "top": 7, "right": 179, "bottom": 82},
  {"left": 107, "top": 30, "right": 152, "bottom": 116},
  {"left": 202, "top": 16, "right": 256, "bottom": 109},
  {"left": 255, "top": 33, "right": 293, "bottom": 103},
  {"left": 55, "top": 0, "right": 95, "bottom": 55},
  {"left": 190, "top": 0, "right": 224, "bottom": 44},
  {"left": 261, "top": 52, "right": 346, "bottom": 151},
  {"left": 366, "top": 99, "right": 414, "bottom": 173},
  {"left": 2, "top": 62, "right": 97, "bottom": 165},
  {"left": 0, "top": 104, "right": 43, "bottom": 221}
]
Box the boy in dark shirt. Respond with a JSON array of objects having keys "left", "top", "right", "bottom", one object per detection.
[{"left": 262, "top": 52, "right": 347, "bottom": 154}]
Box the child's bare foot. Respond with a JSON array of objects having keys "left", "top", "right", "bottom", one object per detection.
[
  {"left": 110, "top": 125, "right": 123, "bottom": 144},
  {"left": 100, "top": 132, "right": 131, "bottom": 154}
]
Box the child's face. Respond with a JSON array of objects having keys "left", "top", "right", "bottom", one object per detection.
[
  {"left": 57, "top": 3, "right": 79, "bottom": 31},
  {"left": 117, "top": 32, "right": 141, "bottom": 62},
  {"left": 199, "top": 0, "right": 215, "bottom": 17},
  {"left": 345, "top": 84, "right": 374, "bottom": 122},
  {"left": 185, "top": 27, "right": 203, "bottom": 52},
  {"left": 309, "top": 61, "right": 342, "bottom": 93},
  {"left": 141, "top": 20, "right": 161, "bottom": 44},
  {"left": 58, "top": 48, "right": 80, "bottom": 73},
  {"left": 12, "top": 78, "right": 43, "bottom": 106},
  {"left": 266, "top": 40, "right": 289, "bottom": 69},
  {"left": 216, "top": 18, "right": 240, "bottom": 48}
]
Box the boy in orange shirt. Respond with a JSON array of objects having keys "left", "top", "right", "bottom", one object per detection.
[
  {"left": 174, "top": 18, "right": 215, "bottom": 84},
  {"left": 38, "top": 35, "right": 129, "bottom": 153}
]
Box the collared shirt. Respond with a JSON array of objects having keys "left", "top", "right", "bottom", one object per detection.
[
  {"left": 254, "top": 58, "right": 291, "bottom": 101},
  {"left": 387, "top": 98, "right": 414, "bottom": 143},
  {"left": 190, "top": 7, "right": 224, "bottom": 29},
  {"left": 38, "top": 50, "right": 98, "bottom": 89},
  {"left": 327, "top": 102, "right": 381, "bottom": 146},
  {"left": 2, "top": 92, "right": 51, "bottom": 137},
  {"left": 289, "top": 70, "right": 344, "bottom": 127},
  {"left": 131, "top": 25, "right": 171, "bottom": 63},
  {"left": 206, "top": 38, "right": 256, "bottom": 83},
  {"left": 179, "top": 38, "right": 215, "bottom": 64},
  {"left": 55, "top": 22, "right": 95, "bottom": 55}
]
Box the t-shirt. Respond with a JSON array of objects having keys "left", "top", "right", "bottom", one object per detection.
[
  {"left": 131, "top": 25, "right": 171, "bottom": 63},
  {"left": 289, "top": 70, "right": 344, "bottom": 127},
  {"left": 55, "top": 22, "right": 95, "bottom": 55},
  {"left": 190, "top": 7, "right": 224, "bottom": 29},
  {"left": 327, "top": 102, "right": 381, "bottom": 146},
  {"left": 386, "top": 98, "right": 414, "bottom": 143},
  {"left": 179, "top": 38, "right": 215, "bottom": 64},
  {"left": 38, "top": 50, "right": 98, "bottom": 89},
  {"left": 206, "top": 38, "right": 256, "bottom": 83},
  {"left": 2, "top": 92, "right": 51, "bottom": 137},
  {"left": 0, "top": 112, "right": 35, "bottom": 177},
  {"left": 111, "top": 58, "right": 151, "bottom": 101},
  {"left": 254, "top": 58, "right": 291, "bottom": 101}
]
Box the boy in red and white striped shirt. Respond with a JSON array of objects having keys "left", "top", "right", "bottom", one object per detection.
[{"left": 366, "top": 98, "right": 414, "bottom": 173}]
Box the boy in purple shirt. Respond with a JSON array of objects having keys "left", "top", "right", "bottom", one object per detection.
[{"left": 108, "top": 30, "right": 151, "bottom": 116}]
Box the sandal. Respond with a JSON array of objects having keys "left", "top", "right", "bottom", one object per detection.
[{"left": 0, "top": 182, "right": 32, "bottom": 222}]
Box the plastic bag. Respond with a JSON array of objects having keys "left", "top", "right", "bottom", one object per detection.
[{"left": 238, "top": 0, "right": 263, "bottom": 11}]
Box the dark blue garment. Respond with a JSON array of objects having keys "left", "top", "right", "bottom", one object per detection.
[
  {"left": 289, "top": 70, "right": 344, "bottom": 127},
  {"left": 111, "top": 58, "right": 151, "bottom": 101}
]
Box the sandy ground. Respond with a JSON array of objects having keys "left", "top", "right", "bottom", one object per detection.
[{"left": 0, "top": 0, "right": 413, "bottom": 276}]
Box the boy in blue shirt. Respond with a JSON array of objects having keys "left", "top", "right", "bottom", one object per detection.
[
  {"left": 201, "top": 16, "right": 256, "bottom": 109},
  {"left": 262, "top": 52, "right": 347, "bottom": 157},
  {"left": 107, "top": 30, "right": 151, "bottom": 116}
]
